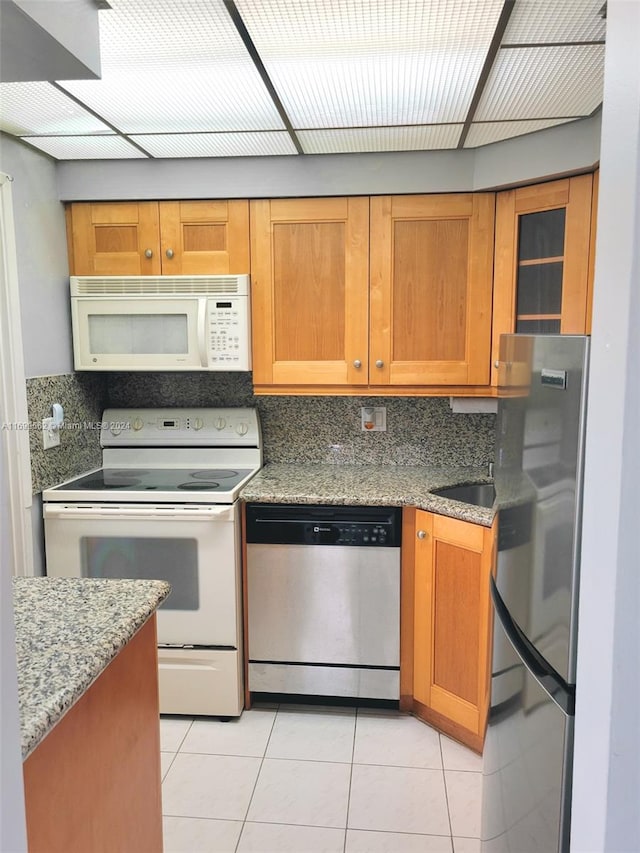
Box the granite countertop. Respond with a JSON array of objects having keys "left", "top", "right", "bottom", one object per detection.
[
  {"left": 13, "top": 577, "right": 170, "bottom": 759},
  {"left": 240, "top": 463, "right": 500, "bottom": 526}
]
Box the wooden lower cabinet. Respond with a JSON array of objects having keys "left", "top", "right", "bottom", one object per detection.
[
  {"left": 23, "top": 617, "right": 163, "bottom": 853},
  {"left": 403, "top": 507, "right": 497, "bottom": 753}
]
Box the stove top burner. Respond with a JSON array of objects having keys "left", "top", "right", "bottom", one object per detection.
[
  {"left": 107, "top": 469, "right": 151, "bottom": 478},
  {"left": 177, "top": 481, "right": 221, "bottom": 490},
  {"left": 80, "top": 476, "right": 143, "bottom": 489},
  {"left": 191, "top": 470, "right": 239, "bottom": 480}
]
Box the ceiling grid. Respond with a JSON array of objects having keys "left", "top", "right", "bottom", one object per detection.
[{"left": 0, "top": 0, "right": 606, "bottom": 160}]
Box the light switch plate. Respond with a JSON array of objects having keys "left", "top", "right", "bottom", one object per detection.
[
  {"left": 42, "top": 417, "right": 60, "bottom": 449},
  {"left": 361, "top": 406, "right": 387, "bottom": 432}
]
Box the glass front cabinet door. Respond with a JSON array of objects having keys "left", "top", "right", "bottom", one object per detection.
[{"left": 491, "top": 173, "right": 596, "bottom": 385}]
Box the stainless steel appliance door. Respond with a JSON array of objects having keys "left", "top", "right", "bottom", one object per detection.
[
  {"left": 247, "top": 543, "right": 400, "bottom": 667},
  {"left": 43, "top": 502, "right": 240, "bottom": 646},
  {"left": 495, "top": 334, "right": 589, "bottom": 685},
  {"left": 482, "top": 615, "right": 574, "bottom": 853}
]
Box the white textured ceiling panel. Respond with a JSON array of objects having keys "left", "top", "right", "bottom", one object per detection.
[
  {"left": 465, "top": 118, "right": 576, "bottom": 148},
  {"left": 298, "top": 125, "right": 463, "bottom": 154},
  {"left": 130, "top": 132, "right": 297, "bottom": 158},
  {"left": 23, "top": 136, "right": 147, "bottom": 160},
  {"left": 0, "top": 82, "right": 111, "bottom": 136},
  {"left": 60, "top": 0, "right": 285, "bottom": 133},
  {"left": 504, "top": 0, "right": 606, "bottom": 44},
  {"left": 475, "top": 45, "right": 605, "bottom": 122},
  {"left": 236, "top": 0, "right": 505, "bottom": 127}
]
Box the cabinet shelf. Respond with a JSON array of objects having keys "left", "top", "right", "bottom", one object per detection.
[{"left": 518, "top": 255, "right": 564, "bottom": 267}]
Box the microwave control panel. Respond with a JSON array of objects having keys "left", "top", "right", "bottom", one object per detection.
[{"left": 207, "top": 297, "right": 251, "bottom": 369}]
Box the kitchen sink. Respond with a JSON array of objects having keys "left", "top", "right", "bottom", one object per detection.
[{"left": 431, "top": 483, "right": 496, "bottom": 508}]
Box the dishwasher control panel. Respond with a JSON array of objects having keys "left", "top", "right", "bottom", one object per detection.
[
  {"left": 304, "top": 522, "right": 390, "bottom": 546},
  {"left": 245, "top": 503, "right": 402, "bottom": 547}
]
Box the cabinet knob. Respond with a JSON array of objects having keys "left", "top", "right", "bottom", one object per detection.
[
  {"left": 375, "top": 359, "right": 384, "bottom": 369},
  {"left": 144, "top": 249, "right": 153, "bottom": 258},
  {"left": 165, "top": 248, "right": 175, "bottom": 259},
  {"left": 353, "top": 359, "right": 362, "bottom": 369},
  {"left": 494, "top": 360, "right": 500, "bottom": 369},
  {"left": 417, "top": 530, "right": 427, "bottom": 540}
]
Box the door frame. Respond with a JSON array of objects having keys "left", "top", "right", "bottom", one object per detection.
[{"left": 0, "top": 172, "right": 34, "bottom": 577}]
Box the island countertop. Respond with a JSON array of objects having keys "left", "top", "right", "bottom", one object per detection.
[
  {"left": 240, "top": 463, "right": 499, "bottom": 526},
  {"left": 13, "top": 576, "right": 170, "bottom": 759}
]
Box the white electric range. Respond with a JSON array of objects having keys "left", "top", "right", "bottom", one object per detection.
[{"left": 43, "top": 407, "right": 262, "bottom": 717}]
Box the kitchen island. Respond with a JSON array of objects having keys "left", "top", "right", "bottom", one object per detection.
[{"left": 14, "top": 577, "right": 170, "bottom": 853}]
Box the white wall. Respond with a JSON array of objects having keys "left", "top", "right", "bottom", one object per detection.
[
  {"left": 55, "top": 114, "right": 601, "bottom": 202},
  {"left": 571, "top": 1, "right": 640, "bottom": 850},
  {"left": 0, "top": 134, "right": 73, "bottom": 377}
]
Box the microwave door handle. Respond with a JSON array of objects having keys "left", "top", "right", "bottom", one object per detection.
[{"left": 197, "top": 298, "right": 208, "bottom": 368}]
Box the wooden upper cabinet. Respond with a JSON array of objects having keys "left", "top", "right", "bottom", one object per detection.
[
  {"left": 68, "top": 202, "right": 162, "bottom": 275},
  {"left": 67, "top": 200, "right": 250, "bottom": 276},
  {"left": 412, "top": 510, "right": 497, "bottom": 752},
  {"left": 491, "top": 174, "right": 594, "bottom": 385},
  {"left": 370, "top": 194, "right": 495, "bottom": 386},
  {"left": 158, "top": 200, "right": 250, "bottom": 274},
  {"left": 250, "top": 197, "right": 370, "bottom": 387}
]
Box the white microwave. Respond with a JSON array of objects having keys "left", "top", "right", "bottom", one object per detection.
[{"left": 70, "top": 275, "right": 251, "bottom": 371}]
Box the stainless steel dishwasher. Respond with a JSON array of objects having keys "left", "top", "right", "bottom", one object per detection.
[{"left": 245, "top": 503, "right": 402, "bottom": 700}]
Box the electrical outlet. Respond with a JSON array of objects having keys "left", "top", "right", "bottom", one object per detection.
[
  {"left": 42, "top": 417, "right": 60, "bottom": 450},
  {"left": 361, "top": 406, "right": 387, "bottom": 431}
]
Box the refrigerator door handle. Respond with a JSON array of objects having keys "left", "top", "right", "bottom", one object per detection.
[{"left": 490, "top": 577, "right": 575, "bottom": 715}]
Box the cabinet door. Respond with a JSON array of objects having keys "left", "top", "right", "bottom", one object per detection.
[
  {"left": 370, "top": 194, "right": 495, "bottom": 387},
  {"left": 491, "top": 174, "right": 594, "bottom": 385},
  {"left": 413, "top": 510, "right": 496, "bottom": 750},
  {"left": 250, "top": 197, "right": 370, "bottom": 387},
  {"left": 69, "top": 202, "right": 161, "bottom": 275},
  {"left": 158, "top": 200, "right": 250, "bottom": 275}
]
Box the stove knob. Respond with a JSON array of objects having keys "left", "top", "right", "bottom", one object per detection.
[
  {"left": 110, "top": 425, "right": 122, "bottom": 436},
  {"left": 132, "top": 417, "right": 144, "bottom": 431},
  {"left": 193, "top": 417, "right": 204, "bottom": 431},
  {"left": 236, "top": 422, "right": 249, "bottom": 436},
  {"left": 214, "top": 418, "right": 226, "bottom": 430}
]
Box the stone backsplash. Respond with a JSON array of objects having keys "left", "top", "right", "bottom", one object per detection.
[
  {"left": 26, "top": 373, "right": 107, "bottom": 493},
  {"left": 107, "top": 373, "right": 496, "bottom": 467}
]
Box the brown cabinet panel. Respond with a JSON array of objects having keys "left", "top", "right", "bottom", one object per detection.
[
  {"left": 250, "top": 197, "right": 370, "bottom": 386},
  {"left": 491, "top": 174, "right": 595, "bottom": 385},
  {"left": 158, "top": 199, "right": 250, "bottom": 274},
  {"left": 69, "top": 202, "right": 161, "bottom": 275},
  {"left": 412, "top": 510, "right": 497, "bottom": 751},
  {"left": 68, "top": 199, "right": 250, "bottom": 276},
  {"left": 370, "top": 193, "right": 495, "bottom": 387}
]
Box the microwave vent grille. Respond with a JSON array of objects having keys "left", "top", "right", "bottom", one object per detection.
[{"left": 70, "top": 275, "right": 248, "bottom": 296}]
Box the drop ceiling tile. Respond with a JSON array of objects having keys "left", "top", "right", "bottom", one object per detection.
[
  {"left": 0, "top": 82, "right": 111, "bottom": 136},
  {"left": 130, "top": 132, "right": 297, "bottom": 158},
  {"left": 60, "top": 0, "right": 284, "bottom": 133},
  {"left": 475, "top": 45, "right": 605, "bottom": 122},
  {"left": 236, "top": 0, "right": 505, "bottom": 127},
  {"left": 464, "top": 118, "right": 577, "bottom": 148},
  {"left": 504, "top": 0, "right": 606, "bottom": 44},
  {"left": 298, "top": 125, "right": 463, "bottom": 154},
  {"left": 23, "top": 135, "right": 147, "bottom": 160}
]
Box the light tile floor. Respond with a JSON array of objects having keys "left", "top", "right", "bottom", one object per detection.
[{"left": 160, "top": 705, "right": 483, "bottom": 853}]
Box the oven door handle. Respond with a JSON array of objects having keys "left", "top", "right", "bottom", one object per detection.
[{"left": 43, "top": 504, "right": 235, "bottom": 521}]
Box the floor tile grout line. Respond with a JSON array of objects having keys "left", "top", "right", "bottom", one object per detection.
[
  {"left": 233, "top": 703, "right": 281, "bottom": 852},
  {"left": 342, "top": 707, "right": 360, "bottom": 851},
  {"left": 439, "top": 733, "right": 455, "bottom": 839}
]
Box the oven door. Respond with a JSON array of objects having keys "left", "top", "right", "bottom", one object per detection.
[{"left": 43, "top": 502, "right": 240, "bottom": 647}]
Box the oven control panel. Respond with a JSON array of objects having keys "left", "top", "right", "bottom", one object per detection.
[{"left": 100, "top": 407, "right": 261, "bottom": 447}]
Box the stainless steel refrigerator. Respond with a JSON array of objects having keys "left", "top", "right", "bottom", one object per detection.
[{"left": 481, "top": 334, "right": 590, "bottom": 853}]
